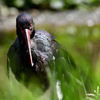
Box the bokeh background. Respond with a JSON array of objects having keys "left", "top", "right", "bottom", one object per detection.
[{"left": 1, "top": 0, "right": 100, "bottom": 100}]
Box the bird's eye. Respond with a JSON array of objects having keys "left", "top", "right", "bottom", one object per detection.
[
  {"left": 30, "top": 27, "right": 32, "bottom": 30},
  {"left": 29, "top": 26, "right": 32, "bottom": 30}
]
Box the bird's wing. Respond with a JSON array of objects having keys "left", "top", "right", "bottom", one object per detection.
[
  {"left": 34, "top": 30, "right": 77, "bottom": 98},
  {"left": 35, "top": 30, "right": 56, "bottom": 61},
  {"left": 35, "top": 30, "right": 76, "bottom": 69}
]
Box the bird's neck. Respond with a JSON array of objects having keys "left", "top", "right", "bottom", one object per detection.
[{"left": 18, "top": 37, "right": 36, "bottom": 52}]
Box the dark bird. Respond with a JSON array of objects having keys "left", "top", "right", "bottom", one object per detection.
[{"left": 7, "top": 12, "right": 76, "bottom": 98}]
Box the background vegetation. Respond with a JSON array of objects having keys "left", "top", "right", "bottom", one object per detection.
[
  {"left": 1, "top": 0, "right": 100, "bottom": 100},
  {"left": 2, "top": 0, "right": 100, "bottom": 10}
]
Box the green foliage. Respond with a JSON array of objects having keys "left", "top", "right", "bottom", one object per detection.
[{"left": 2, "top": 0, "right": 100, "bottom": 10}]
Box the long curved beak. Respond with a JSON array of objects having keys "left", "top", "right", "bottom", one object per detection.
[{"left": 23, "top": 29, "right": 34, "bottom": 66}]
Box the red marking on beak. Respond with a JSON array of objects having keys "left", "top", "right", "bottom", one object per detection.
[{"left": 23, "top": 29, "right": 34, "bottom": 66}]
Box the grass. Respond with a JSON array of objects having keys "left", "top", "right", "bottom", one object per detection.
[{"left": 0, "top": 24, "right": 100, "bottom": 99}]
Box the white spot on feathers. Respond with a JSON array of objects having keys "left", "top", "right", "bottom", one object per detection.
[{"left": 53, "top": 56, "right": 55, "bottom": 60}]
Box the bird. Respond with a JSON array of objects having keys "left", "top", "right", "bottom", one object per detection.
[{"left": 7, "top": 12, "right": 76, "bottom": 98}]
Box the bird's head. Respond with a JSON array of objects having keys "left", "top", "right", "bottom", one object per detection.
[{"left": 16, "top": 12, "right": 35, "bottom": 66}]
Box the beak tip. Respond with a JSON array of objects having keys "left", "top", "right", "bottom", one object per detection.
[{"left": 31, "top": 63, "right": 34, "bottom": 67}]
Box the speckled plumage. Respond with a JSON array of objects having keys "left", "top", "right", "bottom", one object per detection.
[{"left": 7, "top": 12, "right": 76, "bottom": 96}]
